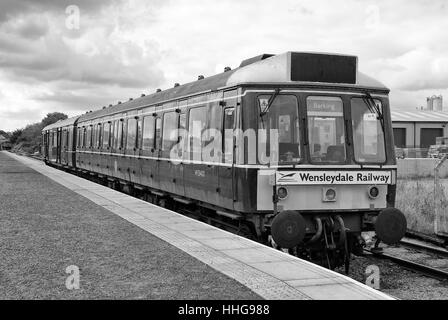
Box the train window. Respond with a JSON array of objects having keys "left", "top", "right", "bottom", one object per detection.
[
  {"left": 82, "top": 127, "right": 87, "bottom": 147},
  {"left": 142, "top": 116, "right": 155, "bottom": 150},
  {"left": 188, "top": 106, "right": 207, "bottom": 160},
  {"left": 223, "top": 108, "right": 235, "bottom": 164},
  {"left": 118, "top": 120, "right": 124, "bottom": 149},
  {"left": 137, "top": 118, "right": 142, "bottom": 149},
  {"left": 307, "top": 96, "right": 345, "bottom": 163},
  {"left": 126, "top": 118, "right": 137, "bottom": 149},
  {"left": 92, "top": 125, "right": 97, "bottom": 148},
  {"left": 178, "top": 113, "right": 186, "bottom": 158},
  {"left": 77, "top": 129, "right": 81, "bottom": 148},
  {"left": 110, "top": 121, "right": 115, "bottom": 149},
  {"left": 162, "top": 112, "right": 178, "bottom": 151},
  {"left": 103, "top": 123, "right": 110, "bottom": 148},
  {"left": 113, "top": 120, "right": 119, "bottom": 149},
  {"left": 203, "top": 103, "right": 222, "bottom": 163},
  {"left": 258, "top": 95, "right": 300, "bottom": 164},
  {"left": 97, "top": 124, "right": 102, "bottom": 148},
  {"left": 351, "top": 98, "right": 386, "bottom": 163},
  {"left": 87, "top": 125, "right": 93, "bottom": 148},
  {"left": 155, "top": 117, "right": 162, "bottom": 150}
]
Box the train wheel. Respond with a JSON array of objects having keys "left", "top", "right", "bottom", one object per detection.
[{"left": 236, "top": 223, "right": 257, "bottom": 241}]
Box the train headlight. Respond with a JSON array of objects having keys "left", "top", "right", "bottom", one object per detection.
[
  {"left": 277, "top": 187, "right": 288, "bottom": 200},
  {"left": 368, "top": 186, "right": 379, "bottom": 199},
  {"left": 323, "top": 187, "right": 337, "bottom": 202}
]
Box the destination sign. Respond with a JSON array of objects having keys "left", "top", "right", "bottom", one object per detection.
[
  {"left": 307, "top": 97, "right": 343, "bottom": 113},
  {"left": 276, "top": 171, "right": 392, "bottom": 185}
]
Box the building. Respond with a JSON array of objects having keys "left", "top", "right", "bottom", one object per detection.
[
  {"left": 391, "top": 109, "right": 448, "bottom": 148},
  {"left": 0, "top": 134, "right": 11, "bottom": 150}
]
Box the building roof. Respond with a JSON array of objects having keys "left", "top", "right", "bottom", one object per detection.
[
  {"left": 391, "top": 109, "right": 448, "bottom": 122},
  {"left": 0, "top": 134, "right": 9, "bottom": 143}
]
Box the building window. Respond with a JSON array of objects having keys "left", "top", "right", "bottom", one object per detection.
[{"left": 393, "top": 128, "right": 406, "bottom": 148}]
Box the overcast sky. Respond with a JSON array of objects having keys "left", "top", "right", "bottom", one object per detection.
[{"left": 0, "top": 0, "right": 447, "bottom": 131}]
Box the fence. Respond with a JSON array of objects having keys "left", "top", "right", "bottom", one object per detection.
[{"left": 396, "top": 157, "right": 448, "bottom": 236}]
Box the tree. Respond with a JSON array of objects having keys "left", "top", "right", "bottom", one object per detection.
[
  {"left": 41, "top": 112, "right": 68, "bottom": 128},
  {"left": 9, "top": 129, "right": 23, "bottom": 144}
]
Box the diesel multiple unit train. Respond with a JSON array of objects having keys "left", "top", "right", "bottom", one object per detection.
[{"left": 42, "top": 52, "right": 407, "bottom": 271}]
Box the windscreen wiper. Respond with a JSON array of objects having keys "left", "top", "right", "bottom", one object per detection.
[
  {"left": 260, "top": 88, "right": 280, "bottom": 117},
  {"left": 363, "top": 92, "right": 385, "bottom": 132}
]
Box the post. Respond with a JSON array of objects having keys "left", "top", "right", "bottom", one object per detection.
[{"left": 434, "top": 155, "right": 448, "bottom": 235}]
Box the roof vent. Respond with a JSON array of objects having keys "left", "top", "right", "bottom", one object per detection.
[
  {"left": 239, "top": 54, "right": 274, "bottom": 68},
  {"left": 129, "top": 98, "right": 133, "bottom": 101},
  {"left": 109, "top": 104, "right": 113, "bottom": 107},
  {"left": 198, "top": 75, "right": 205, "bottom": 80},
  {"left": 174, "top": 83, "right": 180, "bottom": 87},
  {"left": 156, "top": 89, "right": 162, "bottom": 93},
  {"left": 224, "top": 67, "right": 232, "bottom": 72},
  {"left": 141, "top": 93, "right": 146, "bottom": 97},
  {"left": 118, "top": 101, "right": 122, "bottom": 104}
]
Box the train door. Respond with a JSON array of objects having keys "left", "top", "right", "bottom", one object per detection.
[
  {"left": 173, "top": 107, "right": 186, "bottom": 196},
  {"left": 57, "top": 128, "right": 62, "bottom": 164},
  {"left": 218, "top": 90, "right": 238, "bottom": 209},
  {"left": 61, "top": 128, "right": 67, "bottom": 165},
  {"left": 140, "top": 107, "right": 159, "bottom": 190},
  {"left": 184, "top": 104, "right": 209, "bottom": 202},
  {"left": 159, "top": 109, "right": 179, "bottom": 195}
]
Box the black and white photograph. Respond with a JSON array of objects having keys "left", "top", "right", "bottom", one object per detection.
[{"left": 1, "top": 0, "right": 448, "bottom": 309}]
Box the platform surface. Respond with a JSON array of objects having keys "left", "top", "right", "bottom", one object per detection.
[{"left": 0, "top": 151, "right": 393, "bottom": 300}]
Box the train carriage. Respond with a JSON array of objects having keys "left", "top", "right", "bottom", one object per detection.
[{"left": 43, "top": 52, "right": 407, "bottom": 270}]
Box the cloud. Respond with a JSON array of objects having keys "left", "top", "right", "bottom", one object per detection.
[
  {"left": 0, "top": 0, "right": 121, "bottom": 23},
  {"left": 1, "top": 0, "right": 448, "bottom": 132}
]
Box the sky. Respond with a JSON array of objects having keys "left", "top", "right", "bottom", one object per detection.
[{"left": 0, "top": 0, "right": 447, "bottom": 132}]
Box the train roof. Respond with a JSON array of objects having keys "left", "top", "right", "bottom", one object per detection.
[
  {"left": 52, "top": 51, "right": 390, "bottom": 125},
  {"left": 43, "top": 116, "right": 79, "bottom": 131}
]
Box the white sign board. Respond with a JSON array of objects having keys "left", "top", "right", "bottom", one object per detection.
[{"left": 276, "top": 171, "right": 392, "bottom": 185}]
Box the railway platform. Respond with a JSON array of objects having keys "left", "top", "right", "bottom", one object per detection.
[{"left": 0, "top": 151, "right": 393, "bottom": 300}]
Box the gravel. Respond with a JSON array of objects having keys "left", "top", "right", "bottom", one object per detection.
[{"left": 335, "top": 252, "right": 448, "bottom": 300}]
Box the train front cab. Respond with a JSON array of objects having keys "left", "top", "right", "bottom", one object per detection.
[{"left": 239, "top": 87, "right": 407, "bottom": 269}]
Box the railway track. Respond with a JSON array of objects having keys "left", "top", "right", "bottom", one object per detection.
[
  {"left": 400, "top": 238, "right": 448, "bottom": 257},
  {"left": 365, "top": 239, "right": 448, "bottom": 281}
]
